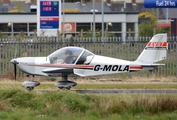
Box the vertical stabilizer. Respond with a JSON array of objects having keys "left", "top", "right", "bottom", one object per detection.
[{"left": 136, "top": 33, "right": 168, "bottom": 63}]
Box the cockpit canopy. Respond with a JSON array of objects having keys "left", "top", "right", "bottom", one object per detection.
[{"left": 48, "top": 46, "right": 94, "bottom": 64}]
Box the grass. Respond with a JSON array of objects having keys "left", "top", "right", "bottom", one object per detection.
[
  {"left": 0, "top": 78, "right": 177, "bottom": 119},
  {"left": 0, "top": 90, "right": 177, "bottom": 119},
  {"left": 1, "top": 81, "right": 177, "bottom": 90}
]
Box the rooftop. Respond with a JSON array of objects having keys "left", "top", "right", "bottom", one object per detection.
[{"left": 0, "top": 0, "right": 175, "bottom": 19}]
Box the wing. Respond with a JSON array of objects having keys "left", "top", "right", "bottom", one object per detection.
[{"left": 42, "top": 68, "right": 74, "bottom": 76}]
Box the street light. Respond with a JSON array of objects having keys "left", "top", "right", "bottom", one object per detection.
[
  {"left": 93, "top": 0, "right": 96, "bottom": 42},
  {"left": 63, "top": 0, "right": 65, "bottom": 40},
  {"left": 102, "top": 0, "right": 104, "bottom": 42}
]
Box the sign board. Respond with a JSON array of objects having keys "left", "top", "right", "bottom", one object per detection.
[
  {"left": 144, "top": 0, "right": 177, "bottom": 8},
  {"left": 61, "top": 23, "right": 76, "bottom": 33},
  {"left": 37, "top": 0, "right": 61, "bottom": 36}
]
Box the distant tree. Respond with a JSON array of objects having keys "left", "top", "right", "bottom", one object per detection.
[
  {"left": 138, "top": 12, "right": 156, "bottom": 23},
  {"left": 139, "top": 12, "right": 157, "bottom": 36},
  {"left": 155, "top": 26, "right": 170, "bottom": 35},
  {"left": 139, "top": 12, "right": 170, "bottom": 36}
]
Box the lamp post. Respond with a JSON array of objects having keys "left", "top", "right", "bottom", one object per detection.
[
  {"left": 63, "top": 0, "right": 65, "bottom": 41},
  {"left": 93, "top": 0, "right": 96, "bottom": 42},
  {"left": 102, "top": 0, "right": 104, "bottom": 42}
]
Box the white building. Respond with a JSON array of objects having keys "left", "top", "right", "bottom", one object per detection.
[
  {"left": 0, "top": 0, "right": 140, "bottom": 40},
  {"left": 0, "top": 11, "right": 139, "bottom": 41}
]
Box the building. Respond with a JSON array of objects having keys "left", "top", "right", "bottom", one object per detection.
[
  {"left": 0, "top": 11, "right": 139, "bottom": 41},
  {"left": 0, "top": 0, "right": 141, "bottom": 41}
]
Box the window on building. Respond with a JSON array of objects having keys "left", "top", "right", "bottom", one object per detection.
[
  {"left": 126, "top": 23, "right": 134, "bottom": 32},
  {"left": 2, "top": 8, "right": 8, "bottom": 12},
  {"left": 107, "top": 23, "right": 121, "bottom": 32},
  {"left": 126, "top": 23, "right": 135, "bottom": 37},
  {"left": 0, "top": 23, "right": 10, "bottom": 32},
  {"left": 76, "top": 23, "right": 90, "bottom": 32},
  {"left": 29, "top": 23, "right": 37, "bottom": 32},
  {"left": 13, "top": 23, "right": 27, "bottom": 32},
  {"left": 91, "top": 23, "right": 107, "bottom": 31}
]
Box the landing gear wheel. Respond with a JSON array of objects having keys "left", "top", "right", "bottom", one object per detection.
[
  {"left": 58, "top": 87, "right": 71, "bottom": 90},
  {"left": 66, "top": 87, "right": 71, "bottom": 90},
  {"left": 26, "top": 87, "right": 34, "bottom": 91},
  {"left": 55, "top": 74, "right": 77, "bottom": 90},
  {"left": 55, "top": 81, "right": 77, "bottom": 90}
]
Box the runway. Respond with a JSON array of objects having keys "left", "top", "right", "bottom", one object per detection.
[
  {"left": 35, "top": 89, "right": 177, "bottom": 94},
  {"left": 75, "top": 89, "right": 177, "bottom": 94}
]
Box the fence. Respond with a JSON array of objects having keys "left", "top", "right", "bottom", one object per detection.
[{"left": 0, "top": 36, "right": 177, "bottom": 79}]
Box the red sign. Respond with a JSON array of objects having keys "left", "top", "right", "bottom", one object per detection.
[{"left": 40, "top": 17, "right": 59, "bottom": 21}]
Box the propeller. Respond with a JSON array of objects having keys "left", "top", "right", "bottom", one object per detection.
[
  {"left": 11, "top": 39, "right": 18, "bottom": 80},
  {"left": 14, "top": 62, "right": 16, "bottom": 80},
  {"left": 10, "top": 29, "right": 18, "bottom": 80},
  {"left": 10, "top": 59, "right": 18, "bottom": 80}
]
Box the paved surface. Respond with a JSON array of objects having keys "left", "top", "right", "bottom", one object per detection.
[
  {"left": 74, "top": 89, "right": 177, "bottom": 94},
  {"left": 34, "top": 89, "right": 177, "bottom": 94}
]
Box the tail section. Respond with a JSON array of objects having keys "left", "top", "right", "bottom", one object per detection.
[{"left": 136, "top": 33, "right": 168, "bottom": 63}]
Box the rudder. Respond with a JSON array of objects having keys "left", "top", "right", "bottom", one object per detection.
[{"left": 136, "top": 33, "right": 168, "bottom": 63}]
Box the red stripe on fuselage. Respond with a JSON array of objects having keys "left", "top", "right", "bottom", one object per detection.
[{"left": 130, "top": 66, "right": 143, "bottom": 70}]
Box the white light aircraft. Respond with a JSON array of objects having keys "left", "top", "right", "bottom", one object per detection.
[{"left": 11, "top": 33, "right": 168, "bottom": 91}]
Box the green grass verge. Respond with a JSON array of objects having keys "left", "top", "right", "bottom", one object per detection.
[{"left": 0, "top": 90, "right": 177, "bottom": 119}]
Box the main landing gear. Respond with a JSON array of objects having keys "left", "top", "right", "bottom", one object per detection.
[
  {"left": 22, "top": 74, "right": 77, "bottom": 91},
  {"left": 55, "top": 74, "right": 77, "bottom": 90}
]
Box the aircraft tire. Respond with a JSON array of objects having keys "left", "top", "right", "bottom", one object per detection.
[
  {"left": 58, "top": 87, "right": 71, "bottom": 90},
  {"left": 26, "top": 87, "right": 34, "bottom": 91},
  {"left": 66, "top": 87, "right": 71, "bottom": 90}
]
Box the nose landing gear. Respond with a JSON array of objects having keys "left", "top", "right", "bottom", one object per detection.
[{"left": 22, "top": 80, "right": 40, "bottom": 91}]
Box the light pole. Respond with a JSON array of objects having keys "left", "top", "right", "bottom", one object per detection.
[
  {"left": 101, "top": 0, "right": 104, "bottom": 42},
  {"left": 63, "top": 0, "right": 65, "bottom": 40},
  {"left": 93, "top": 0, "right": 96, "bottom": 42}
]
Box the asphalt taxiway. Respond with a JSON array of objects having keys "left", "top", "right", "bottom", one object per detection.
[
  {"left": 34, "top": 89, "right": 177, "bottom": 94},
  {"left": 75, "top": 89, "right": 177, "bottom": 94}
]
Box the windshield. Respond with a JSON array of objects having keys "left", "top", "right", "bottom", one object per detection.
[
  {"left": 49, "top": 47, "right": 84, "bottom": 64},
  {"left": 76, "top": 49, "right": 94, "bottom": 65},
  {"left": 49, "top": 46, "right": 95, "bottom": 64}
]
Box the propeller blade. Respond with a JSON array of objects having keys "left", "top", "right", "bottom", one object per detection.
[
  {"left": 14, "top": 64, "right": 16, "bottom": 80},
  {"left": 11, "top": 59, "right": 18, "bottom": 80}
]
